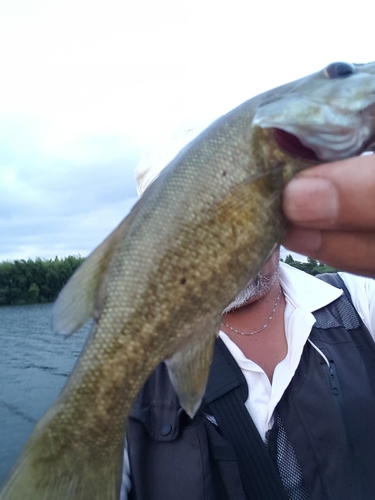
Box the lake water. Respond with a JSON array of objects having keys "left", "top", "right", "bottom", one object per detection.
[{"left": 0, "top": 303, "right": 91, "bottom": 486}]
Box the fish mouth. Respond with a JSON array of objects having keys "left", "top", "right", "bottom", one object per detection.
[
  {"left": 273, "top": 128, "right": 319, "bottom": 160},
  {"left": 255, "top": 97, "right": 375, "bottom": 162},
  {"left": 273, "top": 126, "right": 375, "bottom": 162}
]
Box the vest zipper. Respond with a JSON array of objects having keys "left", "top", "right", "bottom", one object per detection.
[
  {"left": 308, "top": 339, "right": 362, "bottom": 500},
  {"left": 328, "top": 362, "right": 340, "bottom": 396},
  {"left": 326, "top": 359, "right": 362, "bottom": 500}
]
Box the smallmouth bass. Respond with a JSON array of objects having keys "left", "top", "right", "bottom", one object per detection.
[{"left": 1, "top": 61, "right": 375, "bottom": 499}]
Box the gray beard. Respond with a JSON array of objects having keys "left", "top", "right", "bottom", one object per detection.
[{"left": 222, "top": 268, "right": 279, "bottom": 314}]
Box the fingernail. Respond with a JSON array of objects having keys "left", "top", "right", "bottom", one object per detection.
[{"left": 283, "top": 177, "right": 338, "bottom": 224}]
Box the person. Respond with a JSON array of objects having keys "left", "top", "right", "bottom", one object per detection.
[{"left": 121, "top": 140, "right": 375, "bottom": 499}]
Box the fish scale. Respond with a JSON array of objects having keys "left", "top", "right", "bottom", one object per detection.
[{"left": 2, "top": 61, "right": 375, "bottom": 499}]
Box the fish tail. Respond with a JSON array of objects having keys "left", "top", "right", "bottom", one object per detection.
[{"left": 0, "top": 440, "right": 123, "bottom": 500}]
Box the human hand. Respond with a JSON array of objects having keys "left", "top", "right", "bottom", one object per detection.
[{"left": 282, "top": 154, "right": 375, "bottom": 277}]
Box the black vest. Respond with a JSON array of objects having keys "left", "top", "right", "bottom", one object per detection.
[{"left": 127, "top": 275, "right": 375, "bottom": 500}]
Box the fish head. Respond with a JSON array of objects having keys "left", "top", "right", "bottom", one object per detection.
[{"left": 253, "top": 61, "right": 375, "bottom": 162}]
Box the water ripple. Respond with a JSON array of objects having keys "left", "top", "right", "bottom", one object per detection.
[{"left": 0, "top": 303, "right": 91, "bottom": 485}]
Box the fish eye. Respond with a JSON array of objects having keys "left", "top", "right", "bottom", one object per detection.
[{"left": 325, "top": 62, "right": 356, "bottom": 79}]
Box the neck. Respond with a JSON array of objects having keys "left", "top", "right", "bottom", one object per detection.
[{"left": 221, "top": 281, "right": 287, "bottom": 382}]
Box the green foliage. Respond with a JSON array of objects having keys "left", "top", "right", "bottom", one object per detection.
[
  {"left": 28, "top": 283, "right": 40, "bottom": 303},
  {"left": 0, "top": 252, "right": 339, "bottom": 307},
  {"left": 0, "top": 255, "right": 85, "bottom": 306},
  {"left": 283, "top": 254, "right": 338, "bottom": 276},
  {"left": 284, "top": 254, "right": 295, "bottom": 265}
]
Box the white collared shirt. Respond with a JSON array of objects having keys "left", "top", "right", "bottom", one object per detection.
[{"left": 219, "top": 263, "right": 375, "bottom": 440}]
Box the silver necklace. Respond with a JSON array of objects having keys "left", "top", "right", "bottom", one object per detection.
[{"left": 221, "top": 286, "right": 282, "bottom": 336}]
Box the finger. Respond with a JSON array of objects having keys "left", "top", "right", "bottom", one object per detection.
[
  {"left": 283, "top": 154, "right": 375, "bottom": 230},
  {"left": 283, "top": 225, "right": 375, "bottom": 278}
]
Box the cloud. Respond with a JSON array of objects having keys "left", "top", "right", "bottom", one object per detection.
[
  {"left": 1, "top": 0, "right": 375, "bottom": 264},
  {"left": 0, "top": 197, "right": 138, "bottom": 262},
  {"left": 0, "top": 115, "right": 140, "bottom": 262}
]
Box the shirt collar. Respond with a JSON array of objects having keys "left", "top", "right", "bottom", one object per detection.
[{"left": 279, "top": 262, "right": 342, "bottom": 312}]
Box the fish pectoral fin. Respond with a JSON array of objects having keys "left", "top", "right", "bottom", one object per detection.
[
  {"left": 165, "top": 322, "right": 219, "bottom": 418},
  {"left": 52, "top": 212, "right": 136, "bottom": 335}
]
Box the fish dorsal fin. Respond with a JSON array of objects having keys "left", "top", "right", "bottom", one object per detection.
[
  {"left": 52, "top": 212, "right": 135, "bottom": 335},
  {"left": 165, "top": 318, "right": 220, "bottom": 418}
]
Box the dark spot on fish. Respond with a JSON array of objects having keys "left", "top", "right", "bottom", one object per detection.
[
  {"left": 222, "top": 171, "right": 227, "bottom": 176},
  {"left": 180, "top": 277, "right": 187, "bottom": 285}
]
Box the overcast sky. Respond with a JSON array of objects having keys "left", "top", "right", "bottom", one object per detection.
[{"left": 1, "top": 0, "right": 374, "bottom": 263}]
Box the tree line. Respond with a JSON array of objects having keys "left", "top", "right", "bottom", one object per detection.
[
  {"left": 0, "top": 254, "right": 337, "bottom": 307},
  {"left": 281, "top": 255, "right": 337, "bottom": 275},
  {"left": 0, "top": 255, "right": 85, "bottom": 306}
]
